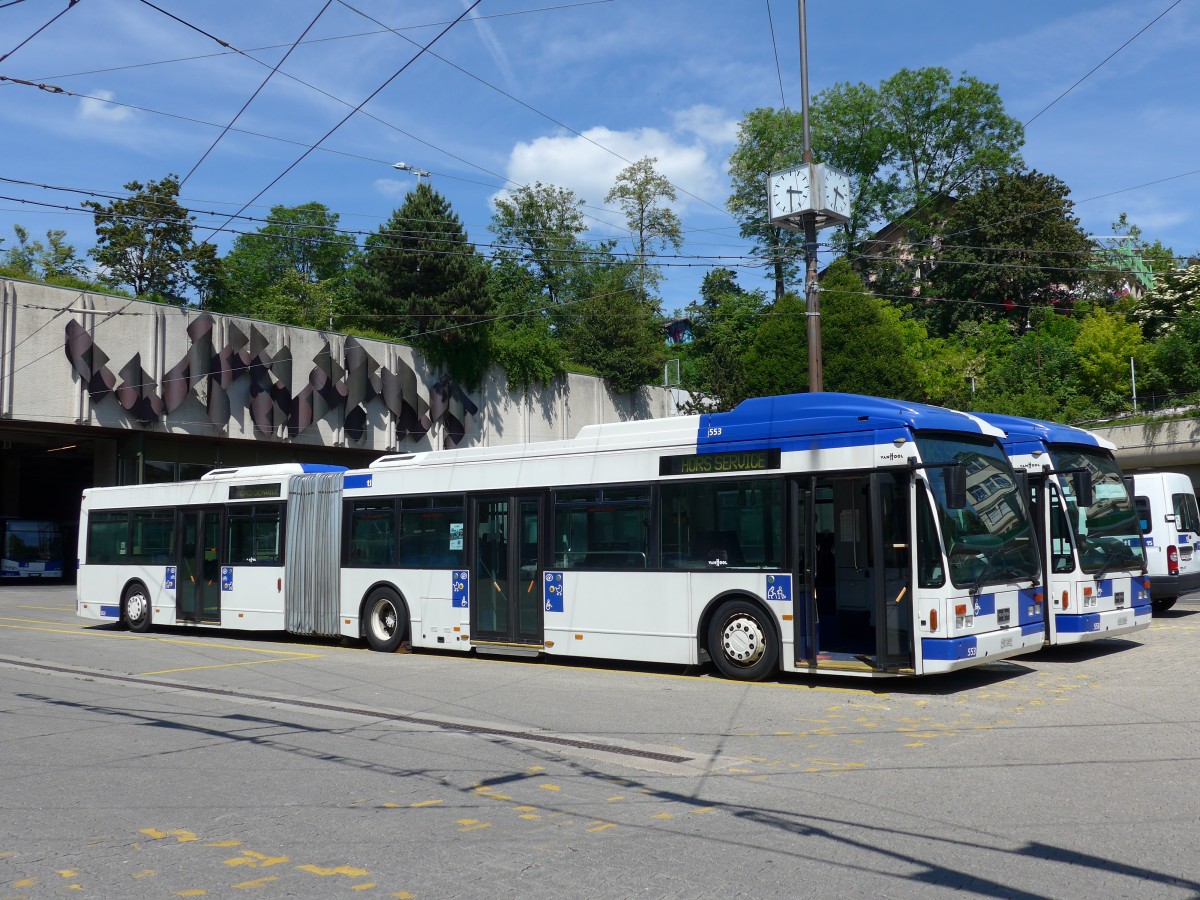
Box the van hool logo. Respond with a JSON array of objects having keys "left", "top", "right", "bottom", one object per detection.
[{"left": 64, "top": 314, "right": 477, "bottom": 447}]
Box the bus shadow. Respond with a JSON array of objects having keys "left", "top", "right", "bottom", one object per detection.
[
  {"left": 1026, "top": 638, "right": 1143, "bottom": 665},
  {"left": 1154, "top": 606, "right": 1198, "bottom": 619}
]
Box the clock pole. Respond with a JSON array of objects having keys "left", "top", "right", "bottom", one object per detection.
[{"left": 798, "top": 0, "right": 823, "bottom": 392}]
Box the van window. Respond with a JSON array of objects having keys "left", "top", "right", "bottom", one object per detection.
[
  {"left": 1135, "top": 497, "right": 1151, "bottom": 534},
  {"left": 1172, "top": 492, "right": 1200, "bottom": 534}
]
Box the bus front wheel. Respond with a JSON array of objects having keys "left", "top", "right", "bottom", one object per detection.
[
  {"left": 123, "top": 583, "right": 152, "bottom": 633},
  {"left": 708, "top": 599, "right": 778, "bottom": 681},
  {"left": 364, "top": 589, "right": 407, "bottom": 653}
]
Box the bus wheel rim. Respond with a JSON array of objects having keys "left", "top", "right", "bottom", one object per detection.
[
  {"left": 721, "top": 615, "right": 764, "bottom": 666},
  {"left": 372, "top": 600, "right": 397, "bottom": 639},
  {"left": 127, "top": 592, "right": 147, "bottom": 622}
]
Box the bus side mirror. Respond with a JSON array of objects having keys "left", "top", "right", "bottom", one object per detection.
[
  {"left": 1014, "top": 470, "right": 1030, "bottom": 504},
  {"left": 1123, "top": 475, "right": 1135, "bottom": 498},
  {"left": 1073, "top": 471, "right": 1094, "bottom": 508},
  {"left": 945, "top": 465, "right": 967, "bottom": 510}
]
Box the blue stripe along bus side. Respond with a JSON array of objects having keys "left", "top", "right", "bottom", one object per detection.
[{"left": 921, "top": 635, "right": 978, "bottom": 661}]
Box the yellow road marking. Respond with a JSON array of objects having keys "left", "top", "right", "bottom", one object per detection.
[
  {"left": 234, "top": 876, "right": 278, "bottom": 889},
  {"left": 298, "top": 865, "right": 370, "bottom": 877},
  {"left": 393, "top": 893, "right": 415, "bottom": 899},
  {"left": 206, "top": 840, "right": 241, "bottom": 848},
  {"left": 178, "top": 891, "right": 208, "bottom": 897},
  {"left": 352, "top": 883, "right": 377, "bottom": 891},
  {"left": 14, "top": 877, "right": 37, "bottom": 888},
  {"left": 139, "top": 656, "right": 319, "bottom": 675},
  {"left": 132, "top": 869, "right": 156, "bottom": 878},
  {"left": 410, "top": 800, "right": 442, "bottom": 808},
  {"left": 141, "top": 828, "right": 198, "bottom": 842},
  {"left": 652, "top": 813, "right": 673, "bottom": 820},
  {"left": 586, "top": 822, "right": 616, "bottom": 833},
  {"left": 57, "top": 869, "right": 78, "bottom": 878},
  {"left": 540, "top": 783, "right": 560, "bottom": 792},
  {"left": 16, "top": 605, "right": 74, "bottom": 611}
]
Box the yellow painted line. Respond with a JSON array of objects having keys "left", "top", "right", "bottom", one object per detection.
[
  {"left": 57, "top": 869, "right": 79, "bottom": 878},
  {"left": 410, "top": 800, "right": 442, "bottom": 808},
  {"left": 540, "top": 783, "right": 560, "bottom": 792},
  {"left": 16, "top": 605, "right": 75, "bottom": 611},
  {"left": 141, "top": 828, "right": 197, "bottom": 843},
  {"left": 352, "top": 883, "right": 377, "bottom": 891},
  {"left": 139, "top": 656, "right": 319, "bottom": 676},
  {"left": 207, "top": 840, "right": 241, "bottom": 848},
  {"left": 652, "top": 813, "right": 673, "bottom": 820},
  {"left": 297, "top": 865, "right": 370, "bottom": 878},
  {"left": 14, "top": 877, "right": 37, "bottom": 888},
  {"left": 178, "top": 891, "right": 208, "bottom": 897},
  {"left": 234, "top": 876, "right": 278, "bottom": 889},
  {"left": 0, "top": 617, "right": 321, "bottom": 655},
  {"left": 393, "top": 892, "right": 416, "bottom": 899},
  {"left": 132, "top": 869, "right": 156, "bottom": 879},
  {"left": 586, "top": 822, "right": 616, "bottom": 833}
]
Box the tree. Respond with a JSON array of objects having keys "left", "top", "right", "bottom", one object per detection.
[
  {"left": 879, "top": 68, "right": 1024, "bottom": 211},
  {"left": 489, "top": 182, "right": 587, "bottom": 305},
  {"left": 810, "top": 80, "right": 897, "bottom": 250},
  {"left": 83, "top": 174, "right": 217, "bottom": 303},
  {"left": 679, "top": 268, "right": 769, "bottom": 409},
  {"left": 727, "top": 108, "right": 807, "bottom": 301},
  {"left": 560, "top": 252, "right": 664, "bottom": 393},
  {"left": 356, "top": 183, "right": 492, "bottom": 385},
  {"left": 487, "top": 255, "right": 566, "bottom": 391},
  {"left": 1129, "top": 263, "right": 1200, "bottom": 339},
  {"left": 1, "top": 225, "right": 88, "bottom": 281},
  {"left": 605, "top": 156, "right": 682, "bottom": 297},
  {"left": 818, "top": 260, "right": 922, "bottom": 399},
  {"left": 928, "top": 170, "right": 1093, "bottom": 335},
  {"left": 1073, "top": 307, "right": 1145, "bottom": 413},
  {"left": 210, "top": 202, "right": 356, "bottom": 328}
]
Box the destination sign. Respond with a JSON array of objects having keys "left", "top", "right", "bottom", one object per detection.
[
  {"left": 659, "top": 448, "right": 780, "bottom": 477},
  {"left": 229, "top": 483, "right": 282, "bottom": 500}
]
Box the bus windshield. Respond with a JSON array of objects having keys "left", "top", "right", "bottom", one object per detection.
[
  {"left": 915, "top": 434, "right": 1040, "bottom": 590},
  {"left": 1048, "top": 445, "right": 1145, "bottom": 575}
]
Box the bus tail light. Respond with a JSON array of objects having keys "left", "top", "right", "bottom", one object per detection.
[
  {"left": 1168, "top": 545, "right": 1179, "bottom": 576},
  {"left": 954, "top": 604, "right": 967, "bottom": 616},
  {"left": 929, "top": 609, "right": 938, "bottom": 631}
]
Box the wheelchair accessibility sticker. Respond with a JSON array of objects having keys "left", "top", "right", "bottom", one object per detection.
[
  {"left": 452, "top": 570, "right": 469, "bottom": 608},
  {"left": 766, "top": 573, "right": 791, "bottom": 602},
  {"left": 163, "top": 566, "right": 176, "bottom": 590},
  {"left": 221, "top": 566, "right": 233, "bottom": 591},
  {"left": 544, "top": 572, "right": 564, "bottom": 613}
]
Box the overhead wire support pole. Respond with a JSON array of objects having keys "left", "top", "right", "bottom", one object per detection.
[{"left": 798, "top": 0, "right": 822, "bottom": 392}]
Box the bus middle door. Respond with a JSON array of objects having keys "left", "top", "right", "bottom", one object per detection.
[
  {"left": 471, "top": 494, "right": 543, "bottom": 647},
  {"left": 178, "top": 507, "right": 222, "bottom": 624}
]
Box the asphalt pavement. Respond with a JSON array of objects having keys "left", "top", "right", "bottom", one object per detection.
[{"left": 2, "top": 585, "right": 1199, "bottom": 899}]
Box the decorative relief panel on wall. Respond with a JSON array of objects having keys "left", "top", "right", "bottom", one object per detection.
[{"left": 64, "top": 314, "right": 478, "bottom": 447}]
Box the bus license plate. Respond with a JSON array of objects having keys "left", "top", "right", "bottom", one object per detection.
[{"left": 1000, "top": 636, "right": 1013, "bottom": 649}]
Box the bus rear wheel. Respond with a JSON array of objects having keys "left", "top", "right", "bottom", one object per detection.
[
  {"left": 364, "top": 589, "right": 407, "bottom": 653},
  {"left": 123, "top": 583, "right": 152, "bottom": 633},
  {"left": 708, "top": 599, "right": 778, "bottom": 681},
  {"left": 1152, "top": 597, "right": 1177, "bottom": 613}
]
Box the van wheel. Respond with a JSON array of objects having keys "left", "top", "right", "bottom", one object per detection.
[
  {"left": 123, "top": 583, "right": 152, "bottom": 633},
  {"left": 707, "top": 599, "right": 778, "bottom": 681},
  {"left": 1152, "top": 597, "right": 1177, "bottom": 613},
  {"left": 364, "top": 589, "right": 407, "bottom": 652}
]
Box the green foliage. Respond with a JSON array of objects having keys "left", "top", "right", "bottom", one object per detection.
[
  {"left": 819, "top": 261, "right": 922, "bottom": 398},
  {"left": 83, "top": 174, "right": 217, "bottom": 303},
  {"left": 605, "top": 156, "right": 682, "bottom": 296},
  {"left": 489, "top": 182, "right": 586, "bottom": 305},
  {"left": 742, "top": 292, "right": 809, "bottom": 397},
  {"left": 928, "top": 170, "right": 1092, "bottom": 335},
  {"left": 1131, "top": 263, "right": 1200, "bottom": 339},
  {"left": 209, "top": 202, "right": 356, "bottom": 328},
  {"left": 726, "top": 108, "right": 807, "bottom": 300},
  {"left": 680, "top": 268, "right": 769, "bottom": 409},
  {"left": 1073, "top": 307, "right": 1145, "bottom": 411},
  {"left": 487, "top": 257, "right": 565, "bottom": 391},
  {"left": 2, "top": 225, "right": 89, "bottom": 281},
  {"left": 879, "top": 68, "right": 1024, "bottom": 208},
  {"left": 356, "top": 183, "right": 493, "bottom": 386},
  {"left": 561, "top": 258, "right": 664, "bottom": 393}
]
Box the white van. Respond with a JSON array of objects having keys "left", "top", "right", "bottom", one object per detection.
[{"left": 1132, "top": 472, "right": 1200, "bottom": 611}]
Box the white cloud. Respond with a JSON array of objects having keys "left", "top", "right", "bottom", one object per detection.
[
  {"left": 373, "top": 177, "right": 414, "bottom": 200},
  {"left": 498, "top": 108, "right": 739, "bottom": 217},
  {"left": 77, "top": 90, "right": 136, "bottom": 125}
]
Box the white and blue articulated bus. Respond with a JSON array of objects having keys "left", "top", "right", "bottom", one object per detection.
[
  {"left": 976, "top": 413, "right": 1151, "bottom": 644},
  {"left": 78, "top": 394, "right": 1045, "bottom": 680}
]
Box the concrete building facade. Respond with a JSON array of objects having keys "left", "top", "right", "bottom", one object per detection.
[{"left": 0, "top": 277, "right": 680, "bottom": 541}]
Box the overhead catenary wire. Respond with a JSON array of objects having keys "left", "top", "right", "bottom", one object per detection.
[
  {"left": 179, "top": 0, "right": 335, "bottom": 188},
  {"left": 0, "top": 0, "right": 79, "bottom": 65}
]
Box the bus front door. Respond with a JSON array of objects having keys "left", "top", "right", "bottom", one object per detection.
[
  {"left": 178, "top": 507, "right": 222, "bottom": 624},
  {"left": 471, "top": 495, "right": 543, "bottom": 646},
  {"left": 803, "top": 473, "right": 913, "bottom": 672}
]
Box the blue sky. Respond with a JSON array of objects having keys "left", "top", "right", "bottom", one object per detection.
[{"left": 1, "top": 0, "right": 1197, "bottom": 317}]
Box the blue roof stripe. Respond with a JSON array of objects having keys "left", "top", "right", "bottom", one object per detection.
[
  {"left": 697, "top": 393, "right": 998, "bottom": 452},
  {"left": 974, "top": 412, "right": 1105, "bottom": 450}
]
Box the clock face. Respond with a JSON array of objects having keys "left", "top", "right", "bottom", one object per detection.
[
  {"left": 770, "top": 166, "right": 810, "bottom": 219},
  {"left": 823, "top": 168, "right": 851, "bottom": 218}
]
